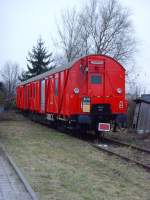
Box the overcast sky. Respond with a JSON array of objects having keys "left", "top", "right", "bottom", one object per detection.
[{"left": 0, "top": 0, "right": 150, "bottom": 92}]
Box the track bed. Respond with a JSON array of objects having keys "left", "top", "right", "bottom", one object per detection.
[
  {"left": 93, "top": 137, "right": 150, "bottom": 170},
  {"left": 0, "top": 111, "right": 150, "bottom": 200}
]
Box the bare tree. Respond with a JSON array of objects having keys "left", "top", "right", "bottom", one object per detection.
[
  {"left": 53, "top": 54, "right": 68, "bottom": 67},
  {"left": 0, "top": 62, "right": 20, "bottom": 99},
  {"left": 56, "top": 8, "right": 83, "bottom": 62},
  {"left": 86, "top": 0, "right": 136, "bottom": 64},
  {"left": 0, "top": 82, "right": 5, "bottom": 105},
  {"left": 56, "top": 0, "right": 136, "bottom": 65}
]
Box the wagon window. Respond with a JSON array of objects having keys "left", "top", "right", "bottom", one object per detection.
[
  {"left": 91, "top": 75, "right": 102, "bottom": 84},
  {"left": 55, "top": 79, "right": 58, "bottom": 96}
]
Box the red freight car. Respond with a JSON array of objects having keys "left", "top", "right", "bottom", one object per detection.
[{"left": 16, "top": 54, "right": 127, "bottom": 133}]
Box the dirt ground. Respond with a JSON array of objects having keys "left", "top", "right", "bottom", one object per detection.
[{"left": 0, "top": 111, "right": 150, "bottom": 200}]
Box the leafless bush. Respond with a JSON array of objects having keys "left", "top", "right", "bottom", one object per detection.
[{"left": 0, "top": 62, "right": 20, "bottom": 109}]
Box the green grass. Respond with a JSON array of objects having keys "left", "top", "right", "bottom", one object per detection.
[{"left": 0, "top": 115, "right": 150, "bottom": 200}]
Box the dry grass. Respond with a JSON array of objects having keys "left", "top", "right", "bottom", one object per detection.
[{"left": 0, "top": 113, "right": 150, "bottom": 200}]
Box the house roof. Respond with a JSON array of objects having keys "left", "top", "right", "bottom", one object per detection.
[{"left": 134, "top": 94, "right": 150, "bottom": 104}]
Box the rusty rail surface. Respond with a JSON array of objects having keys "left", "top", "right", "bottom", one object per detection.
[
  {"left": 103, "top": 137, "right": 150, "bottom": 153},
  {"left": 92, "top": 138, "right": 150, "bottom": 171}
]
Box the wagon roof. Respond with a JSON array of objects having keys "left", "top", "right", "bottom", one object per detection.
[
  {"left": 134, "top": 98, "right": 150, "bottom": 104},
  {"left": 18, "top": 54, "right": 124, "bottom": 86},
  {"left": 18, "top": 64, "right": 71, "bottom": 86}
]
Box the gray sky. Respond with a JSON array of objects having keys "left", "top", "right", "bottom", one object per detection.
[
  {"left": 120, "top": 0, "right": 150, "bottom": 93},
  {"left": 0, "top": 0, "right": 150, "bottom": 92}
]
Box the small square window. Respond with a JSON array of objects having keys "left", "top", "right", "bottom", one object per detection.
[{"left": 91, "top": 75, "right": 102, "bottom": 84}]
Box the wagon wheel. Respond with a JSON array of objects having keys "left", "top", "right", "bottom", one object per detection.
[{"left": 56, "top": 120, "right": 67, "bottom": 133}]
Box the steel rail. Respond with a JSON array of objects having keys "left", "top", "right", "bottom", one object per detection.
[
  {"left": 92, "top": 143, "right": 150, "bottom": 171},
  {"left": 50, "top": 126, "right": 150, "bottom": 171},
  {"left": 103, "top": 137, "right": 150, "bottom": 154}
]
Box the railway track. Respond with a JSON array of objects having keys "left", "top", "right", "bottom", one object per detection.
[
  {"left": 56, "top": 127, "right": 150, "bottom": 171},
  {"left": 92, "top": 137, "right": 150, "bottom": 171},
  {"left": 22, "top": 115, "right": 150, "bottom": 172},
  {"left": 0, "top": 144, "right": 38, "bottom": 200},
  {"left": 54, "top": 125, "right": 150, "bottom": 171}
]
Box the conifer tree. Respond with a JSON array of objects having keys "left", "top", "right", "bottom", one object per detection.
[{"left": 19, "top": 37, "right": 55, "bottom": 81}]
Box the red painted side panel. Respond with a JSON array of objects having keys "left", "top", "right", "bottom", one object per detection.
[
  {"left": 45, "top": 69, "right": 70, "bottom": 116},
  {"left": 58, "top": 70, "right": 70, "bottom": 115},
  {"left": 16, "top": 86, "right": 25, "bottom": 110},
  {"left": 45, "top": 75, "right": 54, "bottom": 114},
  {"left": 35, "top": 81, "right": 40, "bottom": 112}
]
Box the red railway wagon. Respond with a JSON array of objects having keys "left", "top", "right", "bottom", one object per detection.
[{"left": 16, "top": 54, "right": 127, "bottom": 133}]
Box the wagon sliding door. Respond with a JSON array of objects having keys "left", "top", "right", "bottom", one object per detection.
[{"left": 41, "top": 80, "right": 45, "bottom": 112}]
